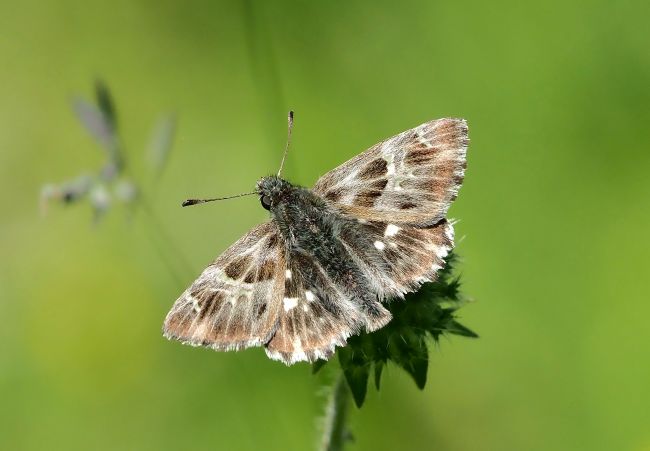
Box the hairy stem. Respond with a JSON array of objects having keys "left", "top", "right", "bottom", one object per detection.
[{"left": 320, "top": 373, "right": 352, "bottom": 451}]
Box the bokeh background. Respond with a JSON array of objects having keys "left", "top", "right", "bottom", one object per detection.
[{"left": 2, "top": 1, "right": 649, "bottom": 450}]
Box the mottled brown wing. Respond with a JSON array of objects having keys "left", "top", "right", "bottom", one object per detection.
[
  {"left": 313, "top": 118, "right": 468, "bottom": 226},
  {"left": 163, "top": 221, "right": 285, "bottom": 351}
]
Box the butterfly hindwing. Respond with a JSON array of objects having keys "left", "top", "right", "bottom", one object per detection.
[
  {"left": 313, "top": 118, "right": 468, "bottom": 226},
  {"left": 339, "top": 219, "right": 455, "bottom": 299},
  {"left": 266, "top": 239, "right": 398, "bottom": 363},
  {"left": 265, "top": 252, "right": 358, "bottom": 363}
]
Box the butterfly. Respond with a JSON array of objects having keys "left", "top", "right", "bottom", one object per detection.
[{"left": 163, "top": 114, "right": 469, "bottom": 365}]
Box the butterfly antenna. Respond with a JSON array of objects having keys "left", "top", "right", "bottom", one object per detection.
[
  {"left": 277, "top": 110, "right": 294, "bottom": 177},
  {"left": 181, "top": 191, "right": 256, "bottom": 207}
]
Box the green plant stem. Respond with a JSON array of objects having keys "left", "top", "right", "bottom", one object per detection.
[
  {"left": 241, "top": 1, "right": 298, "bottom": 179},
  {"left": 320, "top": 373, "right": 351, "bottom": 451}
]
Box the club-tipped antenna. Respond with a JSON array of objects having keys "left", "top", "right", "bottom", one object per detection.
[
  {"left": 277, "top": 110, "right": 294, "bottom": 177},
  {"left": 181, "top": 191, "right": 256, "bottom": 207}
]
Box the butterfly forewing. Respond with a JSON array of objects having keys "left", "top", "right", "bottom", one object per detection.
[
  {"left": 163, "top": 221, "right": 285, "bottom": 350},
  {"left": 313, "top": 118, "right": 468, "bottom": 226}
]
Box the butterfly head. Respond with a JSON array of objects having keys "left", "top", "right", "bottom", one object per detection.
[{"left": 256, "top": 175, "right": 292, "bottom": 211}]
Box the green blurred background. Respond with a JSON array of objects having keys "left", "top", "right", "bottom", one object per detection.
[{"left": 2, "top": 1, "right": 649, "bottom": 450}]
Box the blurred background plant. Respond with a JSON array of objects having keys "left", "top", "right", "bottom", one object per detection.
[
  {"left": 2, "top": 1, "right": 649, "bottom": 451},
  {"left": 37, "top": 79, "right": 196, "bottom": 287},
  {"left": 40, "top": 80, "right": 176, "bottom": 223}
]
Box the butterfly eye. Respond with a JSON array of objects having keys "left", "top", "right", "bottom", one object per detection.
[{"left": 260, "top": 195, "right": 272, "bottom": 210}]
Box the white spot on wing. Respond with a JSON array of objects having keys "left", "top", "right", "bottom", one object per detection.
[
  {"left": 188, "top": 295, "right": 200, "bottom": 313},
  {"left": 417, "top": 133, "right": 431, "bottom": 147},
  {"left": 285, "top": 269, "right": 292, "bottom": 279},
  {"left": 387, "top": 163, "right": 396, "bottom": 176},
  {"left": 305, "top": 290, "right": 315, "bottom": 302},
  {"left": 374, "top": 240, "right": 386, "bottom": 250},
  {"left": 283, "top": 297, "right": 298, "bottom": 311},
  {"left": 385, "top": 224, "right": 400, "bottom": 237}
]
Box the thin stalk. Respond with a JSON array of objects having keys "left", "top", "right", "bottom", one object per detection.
[
  {"left": 241, "top": 1, "right": 297, "bottom": 179},
  {"left": 136, "top": 193, "right": 195, "bottom": 285},
  {"left": 320, "top": 374, "right": 352, "bottom": 451}
]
